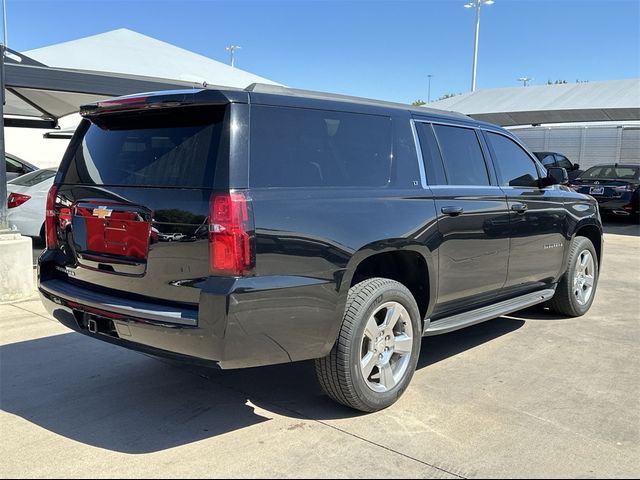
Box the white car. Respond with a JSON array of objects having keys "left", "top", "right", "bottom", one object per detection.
[{"left": 6, "top": 168, "right": 57, "bottom": 240}]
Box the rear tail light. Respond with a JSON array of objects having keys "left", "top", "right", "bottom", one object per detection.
[
  {"left": 208, "top": 191, "right": 254, "bottom": 276},
  {"left": 7, "top": 192, "right": 31, "bottom": 209},
  {"left": 45, "top": 185, "right": 59, "bottom": 249},
  {"left": 613, "top": 185, "right": 634, "bottom": 192}
]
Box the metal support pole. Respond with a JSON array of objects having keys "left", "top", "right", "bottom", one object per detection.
[{"left": 0, "top": 43, "right": 8, "bottom": 232}]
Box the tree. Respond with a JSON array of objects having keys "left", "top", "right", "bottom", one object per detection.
[
  {"left": 411, "top": 100, "right": 426, "bottom": 106},
  {"left": 547, "top": 79, "right": 568, "bottom": 85},
  {"left": 437, "top": 93, "right": 459, "bottom": 101}
]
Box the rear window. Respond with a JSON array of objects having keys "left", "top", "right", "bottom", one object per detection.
[
  {"left": 250, "top": 106, "right": 392, "bottom": 188},
  {"left": 582, "top": 165, "right": 639, "bottom": 180},
  {"left": 8, "top": 168, "right": 56, "bottom": 186},
  {"left": 62, "top": 106, "right": 226, "bottom": 188}
]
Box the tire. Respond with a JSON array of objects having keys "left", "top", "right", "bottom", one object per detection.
[
  {"left": 315, "top": 277, "right": 422, "bottom": 412},
  {"left": 547, "top": 236, "right": 599, "bottom": 317}
]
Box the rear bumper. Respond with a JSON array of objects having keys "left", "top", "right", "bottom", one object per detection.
[
  {"left": 588, "top": 196, "right": 636, "bottom": 215},
  {"left": 39, "top": 291, "right": 223, "bottom": 368},
  {"left": 598, "top": 201, "right": 634, "bottom": 215},
  {"left": 7, "top": 207, "right": 43, "bottom": 238},
  {"left": 38, "top": 268, "right": 341, "bottom": 369}
]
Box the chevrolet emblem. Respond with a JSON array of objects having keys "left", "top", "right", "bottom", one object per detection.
[{"left": 93, "top": 206, "right": 113, "bottom": 219}]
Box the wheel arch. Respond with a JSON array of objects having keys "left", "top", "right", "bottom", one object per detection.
[
  {"left": 572, "top": 221, "right": 603, "bottom": 268},
  {"left": 338, "top": 241, "right": 436, "bottom": 325}
]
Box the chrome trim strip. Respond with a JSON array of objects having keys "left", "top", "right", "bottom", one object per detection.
[
  {"left": 428, "top": 185, "right": 505, "bottom": 189},
  {"left": 409, "top": 119, "right": 428, "bottom": 189},
  {"left": 412, "top": 118, "right": 478, "bottom": 130},
  {"left": 40, "top": 279, "right": 198, "bottom": 327}
]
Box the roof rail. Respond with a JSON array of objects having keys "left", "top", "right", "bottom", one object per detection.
[
  {"left": 245, "top": 83, "right": 469, "bottom": 119},
  {"left": 246, "top": 83, "right": 372, "bottom": 103}
]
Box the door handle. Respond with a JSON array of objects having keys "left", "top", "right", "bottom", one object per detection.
[
  {"left": 511, "top": 203, "right": 528, "bottom": 213},
  {"left": 441, "top": 206, "right": 464, "bottom": 216}
]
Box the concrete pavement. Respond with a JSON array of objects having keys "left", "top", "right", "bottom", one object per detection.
[{"left": 3, "top": 224, "right": 639, "bottom": 478}]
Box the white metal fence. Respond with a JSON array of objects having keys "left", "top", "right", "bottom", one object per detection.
[{"left": 511, "top": 125, "right": 640, "bottom": 169}]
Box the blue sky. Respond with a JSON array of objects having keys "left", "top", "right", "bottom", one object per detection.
[{"left": 7, "top": 0, "right": 640, "bottom": 104}]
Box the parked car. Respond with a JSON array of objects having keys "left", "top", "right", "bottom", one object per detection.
[
  {"left": 6, "top": 168, "right": 57, "bottom": 239},
  {"left": 161, "top": 232, "right": 186, "bottom": 242},
  {"left": 571, "top": 163, "right": 640, "bottom": 220},
  {"left": 533, "top": 151, "right": 582, "bottom": 182},
  {"left": 38, "top": 86, "right": 603, "bottom": 412},
  {"left": 5, "top": 153, "right": 38, "bottom": 182}
]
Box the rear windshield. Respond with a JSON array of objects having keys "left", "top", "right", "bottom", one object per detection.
[
  {"left": 581, "top": 165, "right": 639, "bottom": 180},
  {"left": 62, "top": 106, "right": 226, "bottom": 188},
  {"left": 8, "top": 168, "right": 56, "bottom": 186}
]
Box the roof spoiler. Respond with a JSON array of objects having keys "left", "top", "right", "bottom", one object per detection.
[{"left": 80, "top": 89, "right": 236, "bottom": 116}]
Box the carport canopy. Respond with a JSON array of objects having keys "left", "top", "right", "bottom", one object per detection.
[
  {"left": 3, "top": 48, "right": 214, "bottom": 129},
  {"left": 0, "top": 48, "right": 220, "bottom": 230}
]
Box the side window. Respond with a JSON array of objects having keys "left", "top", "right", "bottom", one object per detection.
[
  {"left": 432, "top": 125, "right": 490, "bottom": 186},
  {"left": 540, "top": 154, "right": 556, "bottom": 167},
  {"left": 486, "top": 132, "right": 540, "bottom": 188},
  {"left": 555, "top": 155, "right": 573, "bottom": 170},
  {"left": 250, "top": 106, "right": 392, "bottom": 187},
  {"left": 6, "top": 157, "right": 24, "bottom": 173},
  {"left": 414, "top": 122, "right": 446, "bottom": 185}
]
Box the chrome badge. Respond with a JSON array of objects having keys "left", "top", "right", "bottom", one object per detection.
[{"left": 93, "top": 206, "right": 113, "bottom": 219}]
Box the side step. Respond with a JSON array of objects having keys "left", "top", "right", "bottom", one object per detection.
[{"left": 424, "top": 288, "right": 556, "bottom": 336}]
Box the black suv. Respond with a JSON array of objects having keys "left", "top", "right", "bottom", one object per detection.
[{"left": 38, "top": 85, "right": 603, "bottom": 412}]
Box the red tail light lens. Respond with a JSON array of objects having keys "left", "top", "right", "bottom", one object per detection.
[
  {"left": 45, "top": 185, "right": 59, "bottom": 249},
  {"left": 209, "top": 192, "right": 253, "bottom": 276},
  {"left": 7, "top": 192, "right": 31, "bottom": 209}
]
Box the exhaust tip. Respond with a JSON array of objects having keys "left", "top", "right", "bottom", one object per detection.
[{"left": 88, "top": 319, "right": 98, "bottom": 333}]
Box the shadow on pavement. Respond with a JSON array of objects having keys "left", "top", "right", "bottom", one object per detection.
[
  {"left": 0, "top": 333, "right": 269, "bottom": 454},
  {"left": 1, "top": 316, "right": 528, "bottom": 453},
  {"left": 417, "top": 316, "right": 524, "bottom": 369}
]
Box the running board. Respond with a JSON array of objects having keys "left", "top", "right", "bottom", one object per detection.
[{"left": 423, "top": 288, "right": 556, "bottom": 336}]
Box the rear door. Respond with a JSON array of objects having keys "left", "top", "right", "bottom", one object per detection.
[
  {"left": 483, "top": 130, "right": 567, "bottom": 293},
  {"left": 51, "top": 105, "right": 228, "bottom": 305},
  {"left": 415, "top": 121, "right": 510, "bottom": 317}
]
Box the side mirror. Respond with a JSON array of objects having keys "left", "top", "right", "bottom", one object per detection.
[
  {"left": 573, "top": 163, "right": 580, "bottom": 171},
  {"left": 547, "top": 167, "right": 569, "bottom": 185}
]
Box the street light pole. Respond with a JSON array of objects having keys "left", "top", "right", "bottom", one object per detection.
[
  {"left": 464, "top": 0, "right": 494, "bottom": 92},
  {"left": 427, "top": 74, "right": 433, "bottom": 103},
  {"left": 518, "top": 76, "right": 532, "bottom": 87},
  {"left": 225, "top": 45, "right": 241, "bottom": 68}
]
